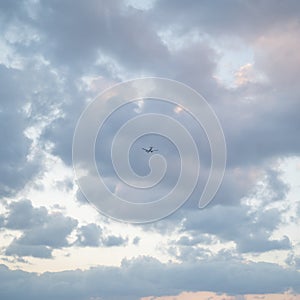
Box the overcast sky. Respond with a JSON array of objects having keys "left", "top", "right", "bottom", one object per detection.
[{"left": 0, "top": 0, "right": 300, "bottom": 299}]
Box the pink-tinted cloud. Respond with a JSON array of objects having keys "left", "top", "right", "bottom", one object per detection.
[{"left": 142, "top": 291, "right": 300, "bottom": 300}]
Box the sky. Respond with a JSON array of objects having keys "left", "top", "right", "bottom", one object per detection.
[{"left": 0, "top": 0, "right": 300, "bottom": 299}]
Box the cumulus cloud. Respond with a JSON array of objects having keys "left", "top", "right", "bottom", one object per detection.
[
  {"left": 75, "top": 223, "right": 128, "bottom": 248},
  {"left": 181, "top": 203, "right": 291, "bottom": 253},
  {"left": 102, "top": 235, "right": 128, "bottom": 247},
  {"left": 76, "top": 223, "right": 102, "bottom": 247},
  {"left": 5, "top": 199, "right": 47, "bottom": 230},
  {"left": 2, "top": 200, "right": 78, "bottom": 258},
  {"left": 0, "top": 199, "right": 130, "bottom": 259},
  {"left": 5, "top": 244, "right": 53, "bottom": 259}
]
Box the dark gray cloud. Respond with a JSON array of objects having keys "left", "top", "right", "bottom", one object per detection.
[
  {"left": 0, "top": 255, "right": 299, "bottom": 300},
  {"left": 221, "top": 88, "right": 300, "bottom": 167},
  {"left": 32, "top": 0, "right": 169, "bottom": 73}
]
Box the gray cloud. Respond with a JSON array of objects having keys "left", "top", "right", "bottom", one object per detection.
[
  {"left": 22, "top": 0, "right": 298, "bottom": 262},
  {"left": 254, "top": 24, "right": 300, "bottom": 88},
  {"left": 5, "top": 244, "right": 52, "bottom": 259},
  {"left": 0, "top": 1, "right": 300, "bottom": 297},
  {"left": 0, "top": 255, "right": 299, "bottom": 300},
  {"left": 3, "top": 200, "right": 78, "bottom": 258},
  {"left": 176, "top": 234, "right": 214, "bottom": 247},
  {"left": 238, "top": 235, "right": 291, "bottom": 253},
  {"left": 222, "top": 90, "right": 300, "bottom": 167},
  {"left": 263, "top": 168, "right": 290, "bottom": 202},
  {"left": 132, "top": 236, "right": 140, "bottom": 245},
  {"left": 183, "top": 205, "right": 291, "bottom": 252},
  {"left": 0, "top": 66, "right": 39, "bottom": 197},
  {"left": 30, "top": 0, "right": 300, "bottom": 217},
  {"left": 2, "top": 0, "right": 300, "bottom": 173},
  {"left": 286, "top": 252, "right": 300, "bottom": 270},
  {"left": 151, "top": 0, "right": 300, "bottom": 40},
  {"left": 76, "top": 223, "right": 102, "bottom": 247},
  {"left": 31, "top": 0, "right": 169, "bottom": 73},
  {"left": 102, "top": 235, "right": 128, "bottom": 247},
  {"left": 75, "top": 223, "right": 128, "bottom": 248},
  {"left": 13, "top": 213, "right": 77, "bottom": 248},
  {"left": 2, "top": 200, "right": 129, "bottom": 258},
  {"left": 168, "top": 244, "right": 212, "bottom": 262},
  {"left": 5, "top": 199, "right": 47, "bottom": 230}
]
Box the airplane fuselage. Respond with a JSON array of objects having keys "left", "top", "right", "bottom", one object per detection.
[{"left": 143, "top": 147, "right": 157, "bottom": 153}]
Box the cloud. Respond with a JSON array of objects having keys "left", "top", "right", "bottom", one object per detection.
[
  {"left": 75, "top": 223, "right": 128, "bottom": 248},
  {"left": 254, "top": 23, "right": 300, "bottom": 87},
  {"left": 132, "top": 236, "right": 140, "bottom": 245},
  {"left": 0, "top": 256, "right": 299, "bottom": 300},
  {"left": 5, "top": 244, "right": 52, "bottom": 259},
  {"left": 151, "top": 0, "right": 300, "bottom": 40},
  {"left": 175, "top": 234, "right": 214, "bottom": 247},
  {"left": 27, "top": 0, "right": 299, "bottom": 221},
  {"left": 102, "top": 235, "right": 128, "bottom": 247},
  {"left": 286, "top": 252, "right": 300, "bottom": 270},
  {"left": 238, "top": 235, "right": 291, "bottom": 253},
  {"left": 3, "top": 200, "right": 78, "bottom": 258},
  {"left": 0, "top": 1, "right": 300, "bottom": 298},
  {"left": 5, "top": 199, "right": 47, "bottom": 230},
  {"left": 76, "top": 223, "right": 102, "bottom": 247},
  {"left": 31, "top": 0, "right": 169, "bottom": 72},
  {"left": 12, "top": 213, "right": 77, "bottom": 248},
  {"left": 0, "top": 66, "right": 39, "bottom": 197},
  {"left": 170, "top": 201, "right": 291, "bottom": 254},
  {"left": 142, "top": 291, "right": 300, "bottom": 300},
  {"left": 8, "top": 0, "right": 295, "bottom": 260}
]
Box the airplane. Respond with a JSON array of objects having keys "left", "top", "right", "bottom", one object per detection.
[{"left": 142, "top": 146, "right": 158, "bottom": 153}]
